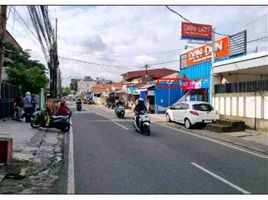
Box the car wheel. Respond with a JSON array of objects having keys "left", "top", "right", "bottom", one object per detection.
[
  {"left": 166, "top": 114, "right": 171, "bottom": 122},
  {"left": 184, "top": 118, "right": 192, "bottom": 129}
]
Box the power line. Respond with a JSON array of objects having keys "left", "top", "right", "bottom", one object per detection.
[
  {"left": 247, "top": 36, "right": 268, "bottom": 43},
  {"left": 165, "top": 6, "right": 246, "bottom": 53},
  {"left": 165, "top": 6, "right": 226, "bottom": 36},
  {"left": 59, "top": 47, "right": 184, "bottom": 58},
  {"left": 59, "top": 56, "right": 129, "bottom": 68},
  {"left": 12, "top": 7, "right": 42, "bottom": 47},
  {"left": 59, "top": 55, "right": 180, "bottom": 68},
  {"left": 243, "top": 12, "right": 268, "bottom": 27}
]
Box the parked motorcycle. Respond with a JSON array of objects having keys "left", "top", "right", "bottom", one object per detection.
[
  {"left": 115, "top": 104, "right": 125, "bottom": 118},
  {"left": 31, "top": 110, "right": 70, "bottom": 132},
  {"left": 133, "top": 110, "right": 151, "bottom": 136}
]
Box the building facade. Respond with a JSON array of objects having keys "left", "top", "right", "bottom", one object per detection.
[
  {"left": 212, "top": 51, "right": 268, "bottom": 132},
  {"left": 179, "top": 30, "right": 268, "bottom": 132}
]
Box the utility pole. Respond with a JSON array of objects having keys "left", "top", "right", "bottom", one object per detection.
[
  {"left": 209, "top": 28, "right": 216, "bottom": 104},
  {"left": 0, "top": 6, "right": 7, "bottom": 98},
  {"left": 49, "top": 18, "right": 59, "bottom": 98}
]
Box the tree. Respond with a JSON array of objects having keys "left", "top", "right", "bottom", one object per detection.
[
  {"left": 61, "top": 86, "right": 71, "bottom": 96},
  {"left": 3, "top": 42, "right": 49, "bottom": 95},
  {"left": 70, "top": 79, "right": 78, "bottom": 91}
]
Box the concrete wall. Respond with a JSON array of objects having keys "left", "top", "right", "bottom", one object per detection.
[{"left": 213, "top": 92, "right": 268, "bottom": 133}]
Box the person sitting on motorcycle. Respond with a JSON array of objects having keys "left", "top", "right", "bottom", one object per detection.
[
  {"left": 76, "top": 98, "right": 82, "bottom": 105},
  {"left": 115, "top": 99, "right": 124, "bottom": 107},
  {"left": 134, "top": 98, "right": 147, "bottom": 126},
  {"left": 57, "top": 100, "right": 71, "bottom": 116}
]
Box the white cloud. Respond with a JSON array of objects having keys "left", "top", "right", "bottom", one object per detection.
[{"left": 6, "top": 5, "right": 268, "bottom": 86}]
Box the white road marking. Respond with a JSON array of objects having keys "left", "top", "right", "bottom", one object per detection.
[
  {"left": 191, "top": 162, "right": 250, "bottom": 194},
  {"left": 94, "top": 111, "right": 113, "bottom": 118},
  {"left": 154, "top": 123, "right": 268, "bottom": 160},
  {"left": 113, "top": 121, "right": 129, "bottom": 130},
  {"left": 67, "top": 119, "right": 75, "bottom": 194},
  {"left": 88, "top": 119, "right": 132, "bottom": 122},
  {"left": 73, "top": 111, "right": 94, "bottom": 114}
]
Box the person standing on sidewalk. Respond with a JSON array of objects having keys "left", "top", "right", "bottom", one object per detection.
[
  {"left": 13, "top": 95, "right": 24, "bottom": 121},
  {"left": 23, "top": 91, "right": 33, "bottom": 123},
  {"left": 31, "top": 94, "right": 37, "bottom": 113}
]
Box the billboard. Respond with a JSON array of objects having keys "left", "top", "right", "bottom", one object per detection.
[
  {"left": 185, "top": 36, "right": 229, "bottom": 67},
  {"left": 181, "top": 22, "right": 212, "bottom": 41}
]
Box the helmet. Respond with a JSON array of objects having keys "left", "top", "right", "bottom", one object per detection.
[{"left": 25, "top": 91, "right": 31, "bottom": 96}]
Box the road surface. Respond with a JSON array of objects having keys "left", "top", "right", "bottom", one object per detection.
[{"left": 70, "top": 106, "right": 268, "bottom": 194}]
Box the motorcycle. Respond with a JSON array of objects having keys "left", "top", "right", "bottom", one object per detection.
[
  {"left": 31, "top": 110, "right": 71, "bottom": 132},
  {"left": 76, "top": 102, "right": 82, "bottom": 111},
  {"left": 115, "top": 104, "right": 125, "bottom": 118},
  {"left": 133, "top": 110, "right": 151, "bottom": 136}
]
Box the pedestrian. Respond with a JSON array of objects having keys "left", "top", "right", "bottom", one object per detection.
[
  {"left": 31, "top": 94, "right": 37, "bottom": 113},
  {"left": 13, "top": 95, "right": 24, "bottom": 121},
  {"left": 23, "top": 91, "right": 33, "bottom": 123}
]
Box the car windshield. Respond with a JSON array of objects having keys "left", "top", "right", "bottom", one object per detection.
[{"left": 192, "top": 103, "right": 214, "bottom": 111}]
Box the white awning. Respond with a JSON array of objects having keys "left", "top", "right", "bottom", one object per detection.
[{"left": 213, "top": 51, "right": 268, "bottom": 75}]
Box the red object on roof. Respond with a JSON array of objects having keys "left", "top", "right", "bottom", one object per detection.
[{"left": 122, "top": 68, "right": 178, "bottom": 81}]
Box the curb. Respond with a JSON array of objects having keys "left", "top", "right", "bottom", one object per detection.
[{"left": 157, "top": 122, "right": 268, "bottom": 156}]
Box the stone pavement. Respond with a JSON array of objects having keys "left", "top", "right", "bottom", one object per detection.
[
  {"left": 0, "top": 119, "right": 65, "bottom": 194},
  {"left": 85, "top": 103, "right": 268, "bottom": 155}
]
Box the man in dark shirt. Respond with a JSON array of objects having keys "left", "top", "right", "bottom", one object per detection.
[{"left": 134, "top": 98, "right": 147, "bottom": 126}]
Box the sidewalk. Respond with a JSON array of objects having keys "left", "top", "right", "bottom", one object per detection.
[
  {"left": 0, "top": 120, "right": 65, "bottom": 194},
  {"left": 149, "top": 114, "right": 268, "bottom": 155}
]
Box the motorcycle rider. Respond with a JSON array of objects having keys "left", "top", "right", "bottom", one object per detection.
[
  {"left": 134, "top": 98, "right": 147, "bottom": 126},
  {"left": 76, "top": 98, "right": 82, "bottom": 110}
]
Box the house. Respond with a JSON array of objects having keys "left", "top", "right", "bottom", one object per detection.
[
  {"left": 5, "top": 30, "right": 22, "bottom": 50},
  {"left": 96, "top": 77, "right": 112, "bottom": 84},
  {"left": 91, "top": 83, "right": 123, "bottom": 105},
  {"left": 2, "top": 30, "right": 23, "bottom": 81},
  {"left": 121, "top": 68, "right": 179, "bottom": 112},
  {"left": 77, "top": 76, "right": 96, "bottom": 95},
  {"left": 121, "top": 68, "right": 178, "bottom": 84}
]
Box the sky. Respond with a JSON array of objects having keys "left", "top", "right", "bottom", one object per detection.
[{"left": 6, "top": 5, "right": 268, "bottom": 86}]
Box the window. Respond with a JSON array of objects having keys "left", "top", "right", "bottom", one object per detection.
[
  {"left": 181, "top": 103, "right": 189, "bottom": 110},
  {"left": 174, "top": 104, "right": 182, "bottom": 110},
  {"left": 193, "top": 104, "right": 214, "bottom": 111}
]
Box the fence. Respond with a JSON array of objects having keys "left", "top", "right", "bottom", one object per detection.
[
  {"left": 215, "top": 79, "right": 268, "bottom": 94},
  {"left": 0, "top": 82, "right": 18, "bottom": 120}
]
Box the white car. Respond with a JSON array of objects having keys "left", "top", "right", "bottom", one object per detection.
[{"left": 165, "top": 101, "right": 219, "bottom": 129}]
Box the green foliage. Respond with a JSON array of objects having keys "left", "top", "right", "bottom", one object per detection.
[
  {"left": 70, "top": 79, "right": 78, "bottom": 91},
  {"left": 61, "top": 87, "right": 71, "bottom": 96},
  {"left": 3, "top": 42, "right": 49, "bottom": 94}
]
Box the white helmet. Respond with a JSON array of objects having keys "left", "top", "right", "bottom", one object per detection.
[
  {"left": 25, "top": 91, "right": 31, "bottom": 96},
  {"left": 138, "top": 98, "right": 144, "bottom": 103}
]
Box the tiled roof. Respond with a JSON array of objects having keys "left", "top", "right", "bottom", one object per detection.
[{"left": 122, "top": 68, "right": 178, "bottom": 81}]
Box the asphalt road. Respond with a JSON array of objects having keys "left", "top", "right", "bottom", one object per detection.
[{"left": 72, "top": 108, "right": 268, "bottom": 194}]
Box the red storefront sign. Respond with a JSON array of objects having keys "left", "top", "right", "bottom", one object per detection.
[
  {"left": 181, "top": 22, "right": 212, "bottom": 41},
  {"left": 186, "top": 36, "right": 229, "bottom": 66}
]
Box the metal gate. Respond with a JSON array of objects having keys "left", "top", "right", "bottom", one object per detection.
[{"left": 0, "top": 81, "right": 18, "bottom": 120}]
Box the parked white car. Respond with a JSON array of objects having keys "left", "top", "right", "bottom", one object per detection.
[{"left": 165, "top": 101, "right": 219, "bottom": 129}]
